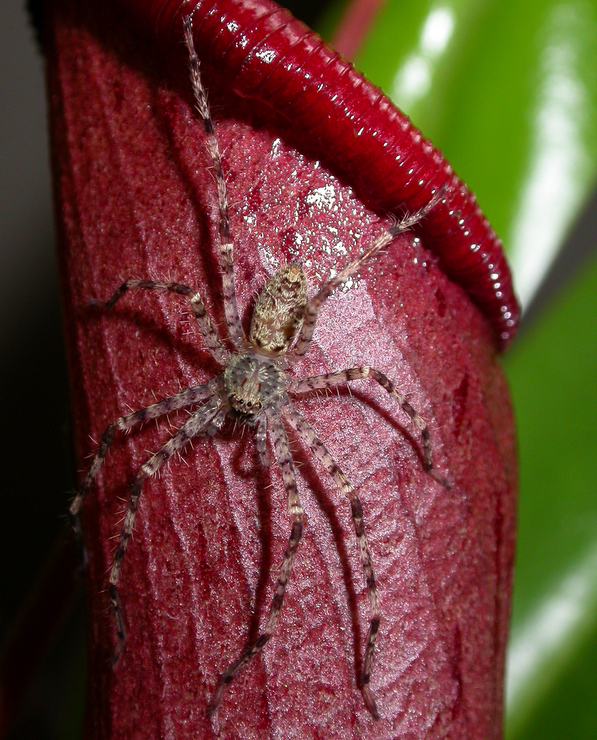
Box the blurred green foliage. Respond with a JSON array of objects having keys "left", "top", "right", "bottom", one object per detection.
[{"left": 317, "top": 0, "right": 597, "bottom": 736}]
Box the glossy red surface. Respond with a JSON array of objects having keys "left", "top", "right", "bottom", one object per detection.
[
  {"left": 124, "top": 0, "right": 520, "bottom": 350},
  {"left": 45, "top": 0, "right": 517, "bottom": 736}
]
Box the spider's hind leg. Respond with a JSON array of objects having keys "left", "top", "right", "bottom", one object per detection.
[
  {"left": 183, "top": 16, "right": 245, "bottom": 348},
  {"left": 289, "top": 186, "right": 446, "bottom": 362},
  {"left": 100, "top": 278, "right": 228, "bottom": 365}
]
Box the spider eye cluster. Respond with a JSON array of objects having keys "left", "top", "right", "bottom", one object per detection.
[{"left": 223, "top": 353, "right": 285, "bottom": 422}]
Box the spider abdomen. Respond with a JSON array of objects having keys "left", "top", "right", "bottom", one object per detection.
[
  {"left": 249, "top": 264, "right": 307, "bottom": 355},
  {"left": 223, "top": 353, "right": 286, "bottom": 422}
]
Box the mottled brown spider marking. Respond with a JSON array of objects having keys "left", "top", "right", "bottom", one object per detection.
[
  {"left": 70, "top": 14, "right": 447, "bottom": 723},
  {"left": 250, "top": 264, "right": 308, "bottom": 355}
]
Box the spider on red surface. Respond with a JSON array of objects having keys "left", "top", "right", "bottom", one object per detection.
[{"left": 69, "top": 16, "right": 447, "bottom": 720}]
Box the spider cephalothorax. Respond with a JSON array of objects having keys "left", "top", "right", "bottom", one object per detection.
[
  {"left": 69, "top": 16, "right": 447, "bottom": 721},
  {"left": 223, "top": 353, "right": 286, "bottom": 422}
]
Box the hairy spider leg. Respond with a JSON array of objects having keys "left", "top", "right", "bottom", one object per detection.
[
  {"left": 282, "top": 405, "right": 381, "bottom": 719},
  {"left": 184, "top": 17, "right": 245, "bottom": 348},
  {"left": 102, "top": 279, "right": 229, "bottom": 364},
  {"left": 69, "top": 380, "right": 217, "bottom": 560},
  {"left": 290, "top": 186, "right": 447, "bottom": 361},
  {"left": 209, "top": 410, "right": 304, "bottom": 715},
  {"left": 289, "top": 367, "right": 436, "bottom": 475},
  {"left": 255, "top": 415, "right": 269, "bottom": 467},
  {"left": 108, "top": 395, "right": 226, "bottom": 659}
]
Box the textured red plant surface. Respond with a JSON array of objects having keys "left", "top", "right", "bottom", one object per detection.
[
  {"left": 45, "top": 0, "right": 517, "bottom": 737},
  {"left": 126, "top": 0, "right": 520, "bottom": 351}
]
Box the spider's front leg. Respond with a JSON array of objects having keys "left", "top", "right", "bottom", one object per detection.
[
  {"left": 255, "top": 415, "right": 270, "bottom": 467},
  {"left": 70, "top": 381, "right": 218, "bottom": 664},
  {"left": 106, "top": 395, "right": 225, "bottom": 661},
  {"left": 69, "top": 381, "right": 217, "bottom": 559},
  {"left": 288, "top": 366, "right": 450, "bottom": 487},
  {"left": 209, "top": 411, "right": 304, "bottom": 716},
  {"left": 282, "top": 404, "right": 381, "bottom": 719}
]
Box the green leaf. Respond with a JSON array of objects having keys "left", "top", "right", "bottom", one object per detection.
[
  {"left": 323, "top": 1, "right": 597, "bottom": 736},
  {"left": 353, "top": 0, "right": 597, "bottom": 311},
  {"left": 504, "top": 255, "right": 597, "bottom": 738}
]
